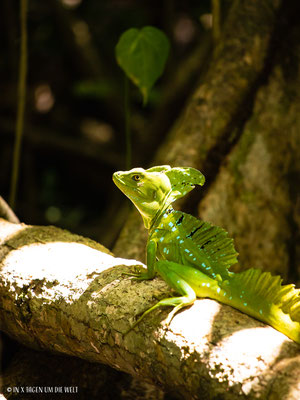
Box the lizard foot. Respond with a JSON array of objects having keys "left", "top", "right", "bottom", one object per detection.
[{"left": 121, "top": 265, "right": 148, "bottom": 279}]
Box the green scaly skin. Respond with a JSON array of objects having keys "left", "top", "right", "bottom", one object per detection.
[{"left": 113, "top": 165, "right": 300, "bottom": 343}]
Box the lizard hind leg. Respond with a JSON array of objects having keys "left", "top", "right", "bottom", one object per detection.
[
  {"left": 156, "top": 261, "right": 197, "bottom": 326},
  {"left": 127, "top": 262, "right": 197, "bottom": 333}
]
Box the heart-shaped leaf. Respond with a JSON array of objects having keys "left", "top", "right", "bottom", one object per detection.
[{"left": 115, "top": 26, "right": 170, "bottom": 104}]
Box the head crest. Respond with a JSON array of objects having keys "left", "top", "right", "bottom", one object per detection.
[
  {"left": 164, "top": 167, "right": 205, "bottom": 203},
  {"left": 146, "top": 165, "right": 205, "bottom": 204}
]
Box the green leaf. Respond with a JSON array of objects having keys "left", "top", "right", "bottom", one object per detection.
[{"left": 115, "top": 26, "right": 170, "bottom": 104}]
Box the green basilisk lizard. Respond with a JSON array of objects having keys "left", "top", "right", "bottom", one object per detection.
[{"left": 113, "top": 165, "right": 300, "bottom": 343}]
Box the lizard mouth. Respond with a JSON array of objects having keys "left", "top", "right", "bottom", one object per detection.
[{"left": 113, "top": 174, "right": 147, "bottom": 199}]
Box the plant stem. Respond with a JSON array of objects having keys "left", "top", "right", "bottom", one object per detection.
[
  {"left": 211, "top": 0, "right": 221, "bottom": 47},
  {"left": 124, "top": 76, "right": 131, "bottom": 169},
  {"left": 9, "top": 0, "right": 28, "bottom": 209}
]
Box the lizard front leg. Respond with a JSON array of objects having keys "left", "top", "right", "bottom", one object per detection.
[{"left": 123, "top": 239, "right": 157, "bottom": 280}]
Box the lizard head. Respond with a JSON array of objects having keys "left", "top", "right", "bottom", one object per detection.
[
  {"left": 113, "top": 165, "right": 205, "bottom": 229},
  {"left": 113, "top": 166, "right": 171, "bottom": 228}
]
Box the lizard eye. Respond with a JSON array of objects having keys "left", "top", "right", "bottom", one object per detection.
[{"left": 132, "top": 174, "right": 140, "bottom": 181}]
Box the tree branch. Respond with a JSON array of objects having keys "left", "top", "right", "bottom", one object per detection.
[
  {"left": 0, "top": 219, "right": 299, "bottom": 399},
  {"left": 0, "top": 196, "right": 20, "bottom": 223}
]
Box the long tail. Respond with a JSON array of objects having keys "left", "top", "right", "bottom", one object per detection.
[{"left": 217, "top": 268, "right": 300, "bottom": 344}]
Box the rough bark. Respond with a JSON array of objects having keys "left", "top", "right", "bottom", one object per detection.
[
  {"left": 0, "top": 219, "right": 299, "bottom": 400},
  {"left": 1, "top": 343, "right": 165, "bottom": 400},
  {"left": 199, "top": 42, "right": 300, "bottom": 280}
]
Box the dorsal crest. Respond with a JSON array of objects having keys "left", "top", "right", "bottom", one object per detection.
[{"left": 172, "top": 210, "right": 238, "bottom": 276}]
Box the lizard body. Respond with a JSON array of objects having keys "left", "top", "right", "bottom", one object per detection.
[{"left": 113, "top": 165, "right": 300, "bottom": 343}]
